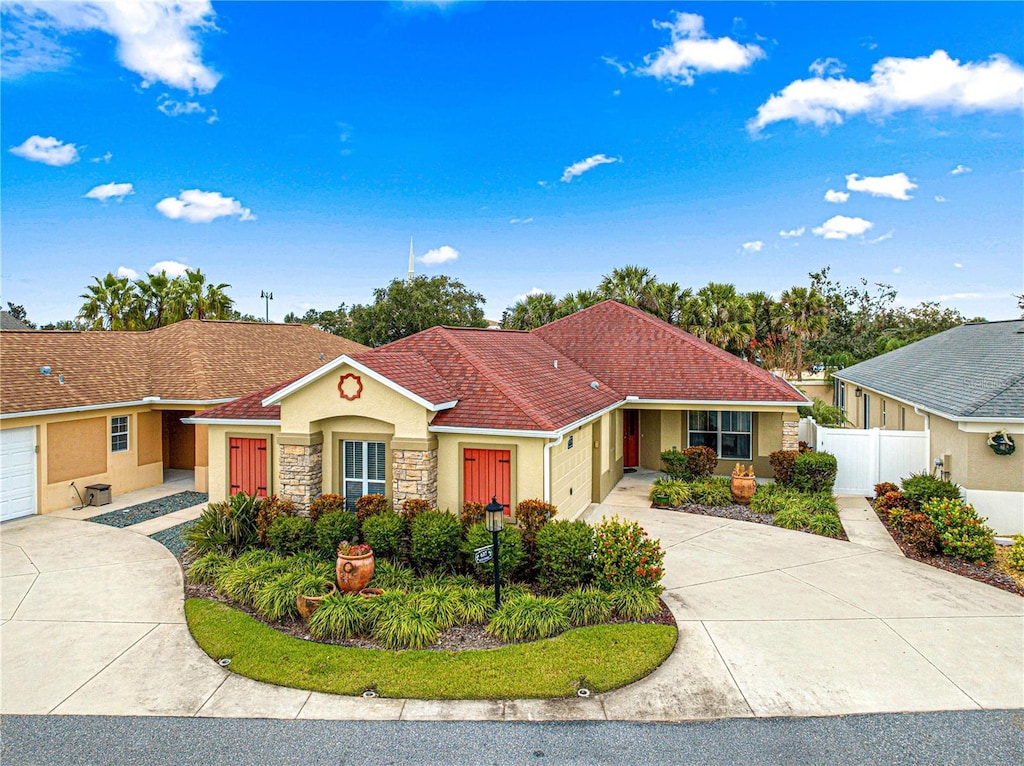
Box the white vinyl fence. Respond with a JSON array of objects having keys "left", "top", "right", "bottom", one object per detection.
[{"left": 800, "top": 418, "right": 930, "bottom": 496}]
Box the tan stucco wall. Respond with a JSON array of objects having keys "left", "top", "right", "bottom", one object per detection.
[
  {"left": 593, "top": 411, "right": 623, "bottom": 502},
  {"left": 46, "top": 418, "right": 106, "bottom": 483},
  {"left": 436, "top": 433, "right": 544, "bottom": 517},
  {"left": 839, "top": 384, "right": 926, "bottom": 431},
  {"left": 207, "top": 424, "right": 281, "bottom": 504},
  {"left": 926, "top": 415, "right": 1023, "bottom": 494},
  {"left": 194, "top": 423, "right": 209, "bottom": 492},
  {"left": 550, "top": 422, "right": 593, "bottom": 520},
  {"left": 795, "top": 380, "right": 832, "bottom": 404},
  {"left": 137, "top": 411, "right": 163, "bottom": 466}
]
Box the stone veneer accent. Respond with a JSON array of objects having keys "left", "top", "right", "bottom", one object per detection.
[
  {"left": 392, "top": 448, "right": 438, "bottom": 509},
  {"left": 782, "top": 420, "right": 800, "bottom": 452},
  {"left": 279, "top": 443, "right": 323, "bottom": 511}
]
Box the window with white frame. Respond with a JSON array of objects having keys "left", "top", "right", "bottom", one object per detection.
[
  {"left": 342, "top": 440, "right": 386, "bottom": 510},
  {"left": 837, "top": 381, "right": 846, "bottom": 413},
  {"left": 111, "top": 415, "right": 129, "bottom": 453},
  {"left": 687, "top": 411, "right": 751, "bottom": 460},
  {"left": 881, "top": 400, "right": 887, "bottom": 428}
]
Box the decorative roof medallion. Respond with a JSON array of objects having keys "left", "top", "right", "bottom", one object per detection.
[{"left": 338, "top": 373, "right": 363, "bottom": 401}]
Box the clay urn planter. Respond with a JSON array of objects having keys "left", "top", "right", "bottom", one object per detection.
[
  {"left": 730, "top": 463, "right": 757, "bottom": 506},
  {"left": 336, "top": 542, "right": 375, "bottom": 594},
  {"left": 296, "top": 582, "right": 336, "bottom": 620}
]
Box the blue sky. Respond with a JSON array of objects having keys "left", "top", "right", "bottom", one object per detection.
[{"left": 2, "top": 1, "right": 1022, "bottom": 324}]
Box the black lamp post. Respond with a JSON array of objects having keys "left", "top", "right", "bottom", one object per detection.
[
  {"left": 260, "top": 290, "right": 273, "bottom": 322},
  {"left": 485, "top": 495, "right": 504, "bottom": 609}
]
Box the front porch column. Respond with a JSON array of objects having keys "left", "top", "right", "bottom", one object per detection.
[
  {"left": 782, "top": 420, "right": 800, "bottom": 452},
  {"left": 278, "top": 432, "right": 323, "bottom": 512},
  {"left": 392, "top": 438, "right": 438, "bottom": 510}
]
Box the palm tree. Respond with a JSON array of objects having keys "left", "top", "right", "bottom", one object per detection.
[
  {"left": 746, "top": 290, "right": 788, "bottom": 369},
  {"left": 501, "top": 291, "right": 559, "bottom": 330},
  {"left": 78, "top": 273, "right": 140, "bottom": 330},
  {"left": 168, "top": 269, "right": 234, "bottom": 321},
  {"left": 135, "top": 271, "right": 173, "bottom": 329},
  {"left": 555, "top": 289, "right": 600, "bottom": 318},
  {"left": 597, "top": 265, "right": 661, "bottom": 312},
  {"left": 681, "top": 282, "right": 755, "bottom": 357},
  {"left": 780, "top": 286, "right": 828, "bottom": 380}
]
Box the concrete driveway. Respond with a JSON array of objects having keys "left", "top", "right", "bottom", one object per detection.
[{"left": 1, "top": 484, "right": 1021, "bottom": 721}]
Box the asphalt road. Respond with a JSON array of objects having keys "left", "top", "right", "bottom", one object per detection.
[{"left": 2, "top": 710, "right": 1023, "bottom": 765}]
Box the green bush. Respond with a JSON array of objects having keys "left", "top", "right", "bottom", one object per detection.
[
  {"left": 400, "top": 498, "right": 433, "bottom": 522},
  {"left": 515, "top": 499, "right": 558, "bottom": 554},
  {"left": 593, "top": 515, "right": 665, "bottom": 591},
  {"left": 798, "top": 492, "right": 839, "bottom": 516},
  {"left": 255, "top": 495, "right": 298, "bottom": 545},
  {"left": 361, "top": 511, "right": 406, "bottom": 560},
  {"left": 186, "top": 492, "right": 261, "bottom": 555},
  {"left": 688, "top": 476, "right": 733, "bottom": 506},
  {"left": 307, "top": 592, "right": 368, "bottom": 640},
  {"left": 1006, "top": 535, "right": 1024, "bottom": 572},
  {"left": 901, "top": 472, "right": 963, "bottom": 510},
  {"left": 410, "top": 510, "right": 464, "bottom": 573},
  {"left": 749, "top": 483, "right": 796, "bottom": 515},
  {"left": 774, "top": 505, "right": 812, "bottom": 530},
  {"left": 487, "top": 595, "right": 568, "bottom": 642},
  {"left": 463, "top": 522, "right": 525, "bottom": 583},
  {"left": 315, "top": 511, "right": 360, "bottom": 557},
  {"left": 372, "top": 603, "right": 439, "bottom": 649},
  {"left": 791, "top": 452, "right": 838, "bottom": 493},
  {"left": 368, "top": 558, "right": 416, "bottom": 591},
  {"left": 808, "top": 513, "right": 842, "bottom": 538},
  {"left": 459, "top": 501, "right": 486, "bottom": 530},
  {"left": 559, "top": 587, "right": 613, "bottom": 627},
  {"left": 650, "top": 478, "right": 690, "bottom": 506},
  {"left": 769, "top": 450, "right": 799, "bottom": 485},
  {"left": 535, "top": 520, "right": 595, "bottom": 594},
  {"left": 266, "top": 515, "right": 316, "bottom": 556},
  {"left": 924, "top": 497, "right": 996, "bottom": 563},
  {"left": 411, "top": 586, "right": 462, "bottom": 630},
  {"left": 354, "top": 493, "right": 390, "bottom": 524},
  {"left": 659, "top": 449, "right": 689, "bottom": 480},
  {"left": 681, "top": 446, "right": 718, "bottom": 478},
  {"left": 187, "top": 551, "right": 232, "bottom": 585},
  {"left": 610, "top": 587, "right": 662, "bottom": 620},
  {"left": 308, "top": 493, "right": 346, "bottom": 523},
  {"left": 798, "top": 398, "right": 846, "bottom": 427}
]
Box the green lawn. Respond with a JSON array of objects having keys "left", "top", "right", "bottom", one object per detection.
[{"left": 186, "top": 598, "right": 677, "bottom": 699}]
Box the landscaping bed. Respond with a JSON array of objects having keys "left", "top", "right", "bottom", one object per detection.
[
  {"left": 659, "top": 500, "right": 849, "bottom": 541},
  {"left": 150, "top": 520, "right": 197, "bottom": 558},
  {"left": 88, "top": 491, "right": 208, "bottom": 528}
]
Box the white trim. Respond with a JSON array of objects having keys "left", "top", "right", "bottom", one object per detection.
[
  {"left": 261, "top": 355, "right": 458, "bottom": 412},
  {"left": 957, "top": 421, "right": 1024, "bottom": 434},
  {"left": 624, "top": 396, "right": 810, "bottom": 407},
  {"left": 429, "top": 400, "right": 625, "bottom": 440},
  {"left": 183, "top": 417, "right": 282, "bottom": 426},
  {"left": 0, "top": 397, "right": 235, "bottom": 420}
]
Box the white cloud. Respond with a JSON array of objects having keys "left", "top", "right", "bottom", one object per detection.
[
  {"left": 157, "top": 97, "right": 206, "bottom": 117},
  {"left": 937, "top": 291, "right": 980, "bottom": 300},
  {"left": 561, "top": 154, "right": 620, "bottom": 183},
  {"left": 85, "top": 182, "right": 134, "bottom": 202},
  {"left": 90, "top": 151, "right": 113, "bottom": 163},
  {"left": 149, "top": 260, "right": 189, "bottom": 277},
  {"left": 155, "top": 190, "right": 255, "bottom": 223},
  {"left": 9, "top": 135, "right": 79, "bottom": 166},
  {"left": 116, "top": 266, "right": 139, "bottom": 279},
  {"left": 846, "top": 172, "right": 917, "bottom": 200},
  {"left": 809, "top": 57, "right": 845, "bottom": 77},
  {"left": 419, "top": 245, "right": 460, "bottom": 265},
  {"left": 740, "top": 240, "right": 764, "bottom": 253},
  {"left": 638, "top": 12, "right": 764, "bottom": 85},
  {"left": 824, "top": 189, "right": 850, "bottom": 203},
  {"left": 749, "top": 50, "right": 1024, "bottom": 134},
  {"left": 892, "top": 266, "right": 904, "bottom": 274},
  {"left": 812, "top": 215, "right": 874, "bottom": 240},
  {"left": 509, "top": 217, "right": 534, "bottom": 225},
  {"left": 602, "top": 56, "right": 628, "bottom": 75},
  {"left": 612, "top": 89, "right": 621, "bottom": 97},
  {"left": 950, "top": 164, "right": 972, "bottom": 175},
  {"left": 4, "top": 1, "right": 220, "bottom": 93},
  {"left": 779, "top": 227, "right": 805, "bottom": 238},
  {"left": 935, "top": 195, "right": 948, "bottom": 203},
  {"left": 206, "top": 109, "right": 219, "bottom": 125},
  {"left": 954, "top": 262, "right": 964, "bottom": 269},
  {"left": 514, "top": 287, "right": 548, "bottom": 302},
  {"left": 868, "top": 230, "right": 894, "bottom": 244}
]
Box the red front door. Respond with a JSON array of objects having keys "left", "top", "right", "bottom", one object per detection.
[
  {"left": 623, "top": 410, "right": 639, "bottom": 468},
  {"left": 464, "top": 448, "right": 511, "bottom": 516},
  {"left": 229, "top": 437, "right": 267, "bottom": 497}
]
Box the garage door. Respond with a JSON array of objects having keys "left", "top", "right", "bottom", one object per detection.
[{"left": 1, "top": 427, "right": 37, "bottom": 522}]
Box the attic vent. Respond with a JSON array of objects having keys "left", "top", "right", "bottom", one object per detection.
[{"left": 590, "top": 381, "right": 599, "bottom": 389}]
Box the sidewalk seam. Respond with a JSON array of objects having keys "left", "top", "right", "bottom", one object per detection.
[
  {"left": 699, "top": 620, "right": 756, "bottom": 719},
  {"left": 6, "top": 572, "right": 39, "bottom": 621}
]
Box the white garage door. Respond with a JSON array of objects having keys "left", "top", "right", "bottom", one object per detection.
[{"left": 1, "top": 427, "right": 37, "bottom": 522}]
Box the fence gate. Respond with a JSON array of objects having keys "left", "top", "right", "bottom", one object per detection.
[{"left": 813, "top": 424, "right": 929, "bottom": 495}]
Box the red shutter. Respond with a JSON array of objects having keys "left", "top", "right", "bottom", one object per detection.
[
  {"left": 464, "top": 449, "right": 511, "bottom": 516},
  {"left": 229, "top": 438, "right": 268, "bottom": 498}
]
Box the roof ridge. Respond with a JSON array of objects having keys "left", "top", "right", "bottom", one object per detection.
[{"left": 966, "top": 370, "right": 1024, "bottom": 416}]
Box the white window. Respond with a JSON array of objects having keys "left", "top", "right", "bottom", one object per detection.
[
  {"left": 688, "top": 411, "right": 751, "bottom": 460},
  {"left": 111, "top": 415, "right": 129, "bottom": 453},
  {"left": 343, "top": 440, "right": 386, "bottom": 510},
  {"left": 837, "top": 382, "right": 846, "bottom": 413},
  {"left": 881, "top": 400, "right": 887, "bottom": 428}
]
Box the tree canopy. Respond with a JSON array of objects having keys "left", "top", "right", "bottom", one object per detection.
[{"left": 77, "top": 269, "right": 235, "bottom": 330}]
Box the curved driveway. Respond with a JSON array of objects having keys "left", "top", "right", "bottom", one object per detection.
[{"left": 2, "top": 490, "right": 1021, "bottom": 721}]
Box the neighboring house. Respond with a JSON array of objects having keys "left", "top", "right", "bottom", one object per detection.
[
  {"left": 832, "top": 320, "right": 1024, "bottom": 533},
  {"left": 190, "top": 301, "right": 808, "bottom": 521},
  {"left": 1, "top": 311, "right": 31, "bottom": 331},
  {"left": 0, "top": 321, "right": 366, "bottom": 521}
]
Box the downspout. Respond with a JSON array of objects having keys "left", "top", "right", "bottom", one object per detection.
[
  {"left": 543, "top": 433, "right": 565, "bottom": 503},
  {"left": 914, "top": 405, "right": 933, "bottom": 476}
]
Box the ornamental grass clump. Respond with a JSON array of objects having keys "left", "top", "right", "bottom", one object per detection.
[
  {"left": 452, "top": 586, "right": 495, "bottom": 625},
  {"left": 592, "top": 515, "right": 665, "bottom": 591},
  {"left": 486, "top": 595, "right": 568, "bottom": 642},
  {"left": 799, "top": 492, "right": 839, "bottom": 516},
  {"left": 773, "top": 505, "right": 812, "bottom": 531},
  {"left": 808, "top": 513, "right": 842, "bottom": 539},
  {"left": 610, "top": 587, "right": 662, "bottom": 621},
  {"left": 372, "top": 604, "right": 440, "bottom": 650},
  {"left": 216, "top": 555, "right": 292, "bottom": 607},
  {"left": 412, "top": 586, "right": 462, "bottom": 630},
  {"left": 688, "top": 477, "right": 733, "bottom": 507},
  {"left": 367, "top": 558, "right": 416, "bottom": 591},
  {"left": 923, "top": 497, "right": 996, "bottom": 563},
  {"left": 187, "top": 551, "right": 232, "bottom": 585},
  {"left": 649, "top": 478, "right": 690, "bottom": 507},
  {"left": 560, "top": 587, "right": 612, "bottom": 627},
  {"left": 186, "top": 492, "right": 261, "bottom": 556},
  {"left": 749, "top": 483, "right": 796, "bottom": 515},
  {"left": 253, "top": 570, "right": 308, "bottom": 622},
  {"left": 306, "top": 592, "right": 368, "bottom": 640}
]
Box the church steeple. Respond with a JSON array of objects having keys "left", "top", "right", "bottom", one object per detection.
[{"left": 407, "top": 237, "right": 415, "bottom": 282}]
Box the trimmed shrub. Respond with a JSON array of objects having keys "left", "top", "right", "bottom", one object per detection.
[
  {"left": 774, "top": 505, "right": 812, "bottom": 530},
  {"left": 410, "top": 510, "right": 464, "bottom": 573},
  {"left": 1006, "top": 535, "right": 1024, "bottom": 572},
  {"left": 400, "top": 498, "right": 433, "bottom": 522},
  {"left": 749, "top": 483, "right": 796, "bottom": 515},
  {"left": 255, "top": 495, "right": 298, "bottom": 545},
  {"left": 900, "top": 512, "right": 940, "bottom": 556},
  {"left": 186, "top": 492, "right": 261, "bottom": 556},
  {"left": 688, "top": 476, "right": 733, "bottom": 507},
  {"left": 791, "top": 451, "right": 838, "bottom": 493},
  {"left": 924, "top": 497, "right": 996, "bottom": 563},
  {"left": 515, "top": 499, "right": 558, "bottom": 554},
  {"left": 535, "top": 520, "right": 595, "bottom": 594},
  {"left": 460, "top": 501, "right": 485, "bottom": 530},
  {"left": 361, "top": 511, "right": 406, "bottom": 560},
  {"left": 610, "top": 587, "right": 662, "bottom": 620},
  {"left": 315, "top": 511, "right": 361, "bottom": 557},
  {"left": 593, "top": 515, "right": 665, "bottom": 591},
  {"left": 486, "top": 595, "right": 568, "bottom": 642},
  {"left": 901, "top": 473, "right": 963, "bottom": 510},
  {"left": 372, "top": 604, "right": 439, "bottom": 649},
  {"left": 681, "top": 446, "right": 718, "bottom": 478},
  {"left": 809, "top": 513, "right": 842, "bottom": 538},
  {"left": 769, "top": 450, "right": 799, "bottom": 486},
  {"left": 463, "top": 522, "right": 525, "bottom": 583},
  {"left": 354, "top": 493, "right": 390, "bottom": 524},
  {"left": 650, "top": 478, "right": 690, "bottom": 507},
  {"left": 266, "top": 516, "right": 316, "bottom": 556},
  {"left": 659, "top": 449, "right": 689, "bottom": 480},
  {"left": 309, "top": 493, "right": 346, "bottom": 523},
  {"left": 368, "top": 558, "right": 416, "bottom": 592},
  {"left": 560, "top": 587, "right": 612, "bottom": 627},
  {"left": 187, "top": 551, "right": 232, "bottom": 585},
  {"left": 307, "top": 592, "right": 368, "bottom": 640},
  {"left": 873, "top": 482, "right": 899, "bottom": 500}
]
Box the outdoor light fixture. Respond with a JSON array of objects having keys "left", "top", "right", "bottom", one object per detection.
[
  {"left": 485, "top": 495, "right": 504, "bottom": 609},
  {"left": 855, "top": 387, "right": 863, "bottom": 398},
  {"left": 260, "top": 290, "right": 274, "bottom": 322}
]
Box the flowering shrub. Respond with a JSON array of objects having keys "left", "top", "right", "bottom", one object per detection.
[
  {"left": 1007, "top": 535, "right": 1024, "bottom": 572},
  {"left": 336, "top": 542, "right": 372, "bottom": 557},
  {"left": 681, "top": 446, "right": 718, "bottom": 479},
  {"left": 592, "top": 515, "right": 664, "bottom": 591},
  {"left": 923, "top": 497, "right": 996, "bottom": 564},
  {"left": 515, "top": 499, "right": 558, "bottom": 553}
]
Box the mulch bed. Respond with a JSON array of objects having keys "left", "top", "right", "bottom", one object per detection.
[
  {"left": 873, "top": 502, "right": 1024, "bottom": 597},
  {"left": 88, "top": 491, "right": 208, "bottom": 528},
  {"left": 655, "top": 502, "right": 850, "bottom": 542}
]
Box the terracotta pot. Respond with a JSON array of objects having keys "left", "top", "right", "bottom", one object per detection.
[
  {"left": 336, "top": 551, "right": 375, "bottom": 593},
  {"left": 730, "top": 464, "right": 757, "bottom": 506},
  {"left": 296, "top": 582, "right": 336, "bottom": 620}
]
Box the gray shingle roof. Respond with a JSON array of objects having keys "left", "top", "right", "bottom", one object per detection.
[{"left": 834, "top": 320, "right": 1024, "bottom": 420}]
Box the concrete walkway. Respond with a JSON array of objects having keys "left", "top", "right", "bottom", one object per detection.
[
  {"left": 1, "top": 476, "right": 1021, "bottom": 721},
  {"left": 836, "top": 495, "right": 905, "bottom": 556}
]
